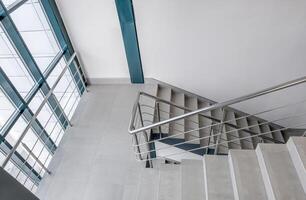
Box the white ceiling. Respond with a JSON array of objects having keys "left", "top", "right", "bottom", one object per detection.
[{"left": 56, "top": 0, "right": 306, "bottom": 121}]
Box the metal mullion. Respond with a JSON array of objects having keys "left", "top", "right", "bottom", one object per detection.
[
  {"left": 7, "top": 0, "right": 28, "bottom": 14},
  {"left": 41, "top": 0, "right": 86, "bottom": 92},
  {"left": 0, "top": 135, "right": 41, "bottom": 184},
  {"left": 44, "top": 47, "right": 66, "bottom": 79},
  {"left": 0, "top": 68, "right": 57, "bottom": 154},
  {"left": 0, "top": 1, "right": 70, "bottom": 130},
  {"left": 24, "top": 48, "right": 66, "bottom": 107},
  {"left": 0, "top": 110, "right": 21, "bottom": 137}
]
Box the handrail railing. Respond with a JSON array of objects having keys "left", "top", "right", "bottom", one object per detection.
[
  {"left": 134, "top": 120, "right": 306, "bottom": 162},
  {"left": 138, "top": 102, "right": 283, "bottom": 144},
  {"left": 1, "top": 52, "right": 87, "bottom": 173},
  {"left": 129, "top": 76, "right": 306, "bottom": 165},
  {"left": 129, "top": 76, "right": 306, "bottom": 135}
]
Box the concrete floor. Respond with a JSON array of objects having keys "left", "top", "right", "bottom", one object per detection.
[{"left": 36, "top": 84, "right": 149, "bottom": 200}]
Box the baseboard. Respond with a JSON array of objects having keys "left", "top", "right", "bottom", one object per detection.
[{"left": 87, "top": 77, "right": 155, "bottom": 85}]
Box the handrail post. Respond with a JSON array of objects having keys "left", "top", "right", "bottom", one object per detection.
[
  {"left": 138, "top": 103, "right": 153, "bottom": 168},
  {"left": 73, "top": 55, "right": 88, "bottom": 93},
  {"left": 205, "top": 121, "right": 215, "bottom": 154},
  {"left": 156, "top": 102, "right": 162, "bottom": 139},
  {"left": 132, "top": 126, "right": 143, "bottom": 161},
  {"left": 214, "top": 107, "right": 226, "bottom": 155}
]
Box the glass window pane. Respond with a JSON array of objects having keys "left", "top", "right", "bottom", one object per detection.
[
  {"left": 0, "top": 88, "right": 16, "bottom": 131},
  {"left": 10, "top": 0, "right": 61, "bottom": 73},
  {"left": 47, "top": 57, "right": 80, "bottom": 120},
  {"left": 1, "top": 0, "right": 17, "bottom": 8},
  {"left": 5, "top": 116, "right": 27, "bottom": 146},
  {"left": 0, "top": 27, "right": 36, "bottom": 98}
]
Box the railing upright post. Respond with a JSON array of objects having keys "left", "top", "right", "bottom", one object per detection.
[
  {"left": 73, "top": 58, "right": 88, "bottom": 93},
  {"left": 205, "top": 121, "right": 215, "bottom": 154},
  {"left": 156, "top": 102, "right": 162, "bottom": 138},
  {"left": 214, "top": 107, "right": 226, "bottom": 155},
  {"left": 138, "top": 103, "right": 153, "bottom": 168}
]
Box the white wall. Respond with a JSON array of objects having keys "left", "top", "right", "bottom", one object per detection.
[
  {"left": 55, "top": 0, "right": 130, "bottom": 80},
  {"left": 133, "top": 0, "right": 306, "bottom": 125},
  {"left": 56, "top": 0, "right": 306, "bottom": 125}
]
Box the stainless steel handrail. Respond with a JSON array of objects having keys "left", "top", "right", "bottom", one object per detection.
[
  {"left": 129, "top": 76, "right": 306, "bottom": 135},
  {"left": 134, "top": 121, "right": 306, "bottom": 162},
  {"left": 133, "top": 110, "right": 306, "bottom": 155},
  {"left": 138, "top": 98, "right": 292, "bottom": 144}
]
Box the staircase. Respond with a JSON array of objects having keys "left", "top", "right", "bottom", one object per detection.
[
  {"left": 137, "top": 82, "right": 290, "bottom": 160},
  {"left": 136, "top": 137, "right": 306, "bottom": 200}
]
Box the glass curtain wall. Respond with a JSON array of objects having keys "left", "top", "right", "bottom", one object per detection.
[{"left": 0, "top": 0, "right": 85, "bottom": 193}]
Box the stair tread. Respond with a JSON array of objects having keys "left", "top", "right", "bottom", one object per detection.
[
  {"left": 224, "top": 110, "right": 241, "bottom": 149},
  {"left": 270, "top": 127, "right": 285, "bottom": 143},
  {"left": 287, "top": 137, "right": 306, "bottom": 193},
  {"left": 158, "top": 164, "right": 181, "bottom": 200},
  {"left": 184, "top": 96, "right": 200, "bottom": 144},
  {"left": 235, "top": 115, "right": 254, "bottom": 149},
  {"left": 157, "top": 85, "right": 172, "bottom": 134},
  {"left": 169, "top": 91, "right": 185, "bottom": 139},
  {"left": 256, "top": 144, "right": 305, "bottom": 200},
  {"left": 181, "top": 159, "right": 205, "bottom": 200},
  {"left": 203, "top": 155, "right": 235, "bottom": 200},
  {"left": 142, "top": 84, "right": 158, "bottom": 128},
  {"left": 211, "top": 108, "right": 228, "bottom": 154},
  {"left": 259, "top": 124, "right": 274, "bottom": 143},
  {"left": 198, "top": 101, "right": 213, "bottom": 149},
  {"left": 247, "top": 118, "right": 261, "bottom": 147},
  {"left": 137, "top": 168, "right": 159, "bottom": 200},
  {"left": 229, "top": 150, "right": 268, "bottom": 200}
]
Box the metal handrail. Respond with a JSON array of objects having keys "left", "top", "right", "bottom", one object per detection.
[
  {"left": 133, "top": 109, "right": 306, "bottom": 154},
  {"left": 134, "top": 121, "right": 306, "bottom": 162},
  {"left": 138, "top": 98, "right": 286, "bottom": 144},
  {"left": 129, "top": 76, "right": 306, "bottom": 135},
  {"left": 1, "top": 52, "right": 85, "bottom": 169}
]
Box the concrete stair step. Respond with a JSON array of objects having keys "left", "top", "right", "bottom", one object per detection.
[
  {"left": 137, "top": 168, "right": 160, "bottom": 200},
  {"left": 169, "top": 91, "right": 185, "bottom": 139},
  {"left": 158, "top": 164, "right": 181, "bottom": 200},
  {"left": 157, "top": 85, "right": 172, "bottom": 134},
  {"left": 235, "top": 114, "right": 254, "bottom": 149},
  {"left": 256, "top": 144, "right": 305, "bottom": 200},
  {"left": 224, "top": 110, "right": 241, "bottom": 149},
  {"left": 203, "top": 155, "right": 234, "bottom": 200},
  {"left": 181, "top": 159, "right": 205, "bottom": 200},
  {"left": 247, "top": 118, "right": 261, "bottom": 147},
  {"left": 198, "top": 101, "right": 213, "bottom": 149},
  {"left": 287, "top": 137, "right": 306, "bottom": 193},
  {"left": 228, "top": 150, "right": 268, "bottom": 200},
  {"left": 184, "top": 96, "right": 200, "bottom": 144},
  {"left": 259, "top": 124, "right": 274, "bottom": 143}
]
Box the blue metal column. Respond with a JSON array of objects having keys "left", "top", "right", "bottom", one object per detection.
[{"left": 115, "top": 0, "right": 144, "bottom": 83}]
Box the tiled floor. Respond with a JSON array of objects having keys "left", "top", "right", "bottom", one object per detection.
[{"left": 36, "top": 84, "right": 150, "bottom": 200}]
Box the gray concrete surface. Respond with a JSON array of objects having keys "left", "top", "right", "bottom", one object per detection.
[
  {"left": 36, "top": 84, "right": 150, "bottom": 200},
  {"left": 0, "top": 167, "right": 39, "bottom": 200},
  {"left": 228, "top": 150, "right": 267, "bottom": 200}
]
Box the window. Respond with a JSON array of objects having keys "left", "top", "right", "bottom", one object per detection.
[
  {"left": 47, "top": 57, "right": 81, "bottom": 120},
  {"left": 10, "top": 0, "right": 60, "bottom": 73},
  {"left": 0, "top": 26, "right": 35, "bottom": 98},
  {"left": 0, "top": 0, "right": 85, "bottom": 193},
  {"left": 0, "top": 88, "right": 16, "bottom": 131}
]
